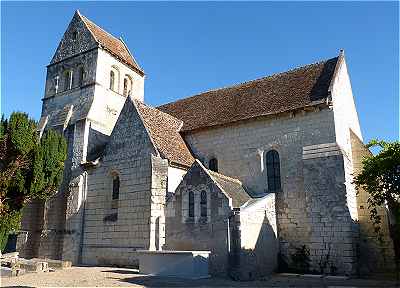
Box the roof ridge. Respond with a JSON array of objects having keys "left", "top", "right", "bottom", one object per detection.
[
  {"left": 80, "top": 14, "right": 122, "bottom": 44},
  {"left": 78, "top": 13, "right": 144, "bottom": 74},
  {"left": 158, "top": 56, "right": 338, "bottom": 108},
  {"left": 129, "top": 98, "right": 161, "bottom": 158}
]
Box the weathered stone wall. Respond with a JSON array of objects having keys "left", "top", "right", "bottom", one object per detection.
[
  {"left": 20, "top": 125, "right": 74, "bottom": 261},
  {"left": 149, "top": 156, "right": 169, "bottom": 251},
  {"left": 350, "top": 130, "right": 396, "bottom": 274},
  {"left": 235, "top": 194, "right": 278, "bottom": 280},
  {"left": 165, "top": 163, "right": 232, "bottom": 276},
  {"left": 80, "top": 98, "right": 158, "bottom": 266},
  {"left": 50, "top": 12, "right": 98, "bottom": 66},
  {"left": 302, "top": 143, "right": 357, "bottom": 275},
  {"left": 19, "top": 200, "right": 44, "bottom": 258},
  {"left": 27, "top": 9, "right": 146, "bottom": 263},
  {"left": 184, "top": 108, "right": 337, "bottom": 269}
]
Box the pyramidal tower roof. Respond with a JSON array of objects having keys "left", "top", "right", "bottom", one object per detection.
[{"left": 77, "top": 10, "right": 144, "bottom": 75}]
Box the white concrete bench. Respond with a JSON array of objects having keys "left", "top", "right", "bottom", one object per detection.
[{"left": 137, "top": 250, "right": 211, "bottom": 279}]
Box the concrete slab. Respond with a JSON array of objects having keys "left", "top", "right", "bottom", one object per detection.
[
  {"left": 0, "top": 267, "right": 25, "bottom": 277},
  {"left": 325, "top": 275, "right": 349, "bottom": 280},
  {"left": 0, "top": 267, "right": 13, "bottom": 277},
  {"left": 302, "top": 274, "right": 323, "bottom": 278},
  {"left": 277, "top": 273, "right": 301, "bottom": 277},
  {"left": 31, "top": 258, "right": 72, "bottom": 269},
  {"left": 0, "top": 251, "right": 19, "bottom": 265},
  {"left": 19, "top": 259, "right": 49, "bottom": 272},
  {"left": 137, "top": 250, "right": 211, "bottom": 279}
]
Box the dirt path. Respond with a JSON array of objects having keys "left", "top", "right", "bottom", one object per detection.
[{"left": 1, "top": 266, "right": 398, "bottom": 287}]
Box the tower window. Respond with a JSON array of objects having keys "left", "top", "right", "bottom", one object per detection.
[
  {"left": 188, "top": 191, "right": 194, "bottom": 218},
  {"left": 72, "top": 31, "right": 78, "bottom": 40},
  {"left": 266, "top": 150, "right": 281, "bottom": 192},
  {"left": 54, "top": 76, "right": 60, "bottom": 94},
  {"left": 200, "top": 190, "right": 207, "bottom": 217},
  {"left": 78, "top": 66, "right": 85, "bottom": 86},
  {"left": 110, "top": 70, "right": 115, "bottom": 91},
  {"left": 109, "top": 66, "right": 120, "bottom": 93},
  {"left": 64, "top": 70, "right": 73, "bottom": 91},
  {"left": 209, "top": 158, "right": 218, "bottom": 172},
  {"left": 123, "top": 75, "right": 132, "bottom": 96},
  {"left": 112, "top": 174, "right": 120, "bottom": 200}
]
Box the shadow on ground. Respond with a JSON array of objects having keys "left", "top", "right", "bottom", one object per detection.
[
  {"left": 117, "top": 273, "right": 400, "bottom": 288},
  {"left": 118, "top": 275, "right": 266, "bottom": 287},
  {"left": 101, "top": 269, "right": 140, "bottom": 275},
  {"left": 3, "top": 286, "right": 35, "bottom": 288}
]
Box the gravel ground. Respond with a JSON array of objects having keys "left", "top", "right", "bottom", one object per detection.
[{"left": 1, "top": 266, "right": 398, "bottom": 287}]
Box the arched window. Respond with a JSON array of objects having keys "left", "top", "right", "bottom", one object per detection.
[
  {"left": 78, "top": 66, "right": 85, "bottom": 86},
  {"left": 64, "top": 70, "right": 73, "bottom": 91},
  {"left": 109, "top": 66, "right": 120, "bottom": 92},
  {"left": 266, "top": 150, "right": 281, "bottom": 192},
  {"left": 112, "top": 174, "right": 120, "bottom": 200},
  {"left": 200, "top": 190, "right": 207, "bottom": 217},
  {"left": 209, "top": 158, "right": 218, "bottom": 172},
  {"left": 123, "top": 75, "right": 132, "bottom": 96},
  {"left": 109, "top": 70, "right": 115, "bottom": 91},
  {"left": 54, "top": 76, "right": 60, "bottom": 94},
  {"left": 188, "top": 191, "right": 194, "bottom": 218}
]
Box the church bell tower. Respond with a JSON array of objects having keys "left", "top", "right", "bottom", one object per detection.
[{"left": 34, "top": 10, "right": 145, "bottom": 263}]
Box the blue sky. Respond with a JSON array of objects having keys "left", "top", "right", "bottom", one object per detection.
[{"left": 1, "top": 2, "right": 398, "bottom": 142}]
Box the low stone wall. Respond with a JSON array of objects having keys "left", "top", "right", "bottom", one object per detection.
[{"left": 82, "top": 247, "right": 140, "bottom": 267}]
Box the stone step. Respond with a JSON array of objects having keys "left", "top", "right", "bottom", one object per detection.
[
  {"left": 31, "top": 258, "right": 72, "bottom": 269},
  {"left": 0, "top": 252, "right": 19, "bottom": 264},
  {"left": 19, "top": 259, "right": 49, "bottom": 272},
  {"left": 0, "top": 267, "right": 26, "bottom": 277}
]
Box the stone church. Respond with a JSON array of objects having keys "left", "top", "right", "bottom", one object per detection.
[{"left": 19, "top": 11, "right": 395, "bottom": 278}]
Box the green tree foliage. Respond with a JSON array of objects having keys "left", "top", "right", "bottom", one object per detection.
[
  {"left": 354, "top": 140, "right": 400, "bottom": 275},
  {"left": 0, "top": 112, "right": 67, "bottom": 252}
]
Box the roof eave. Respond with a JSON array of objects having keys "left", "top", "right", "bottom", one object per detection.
[{"left": 99, "top": 45, "right": 145, "bottom": 76}]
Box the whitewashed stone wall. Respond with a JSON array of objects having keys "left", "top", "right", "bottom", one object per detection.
[
  {"left": 167, "top": 166, "right": 187, "bottom": 194},
  {"left": 330, "top": 55, "right": 362, "bottom": 223},
  {"left": 235, "top": 194, "right": 278, "bottom": 280},
  {"left": 184, "top": 108, "right": 337, "bottom": 269}
]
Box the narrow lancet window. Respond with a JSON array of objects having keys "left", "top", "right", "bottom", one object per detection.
[
  {"left": 123, "top": 76, "right": 132, "bottom": 96},
  {"left": 200, "top": 190, "right": 207, "bottom": 217},
  {"left": 189, "top": 191, "right": 194, "bottom": 218},
  {"left": 110, "top": 70, "right": 115, "bottom": 91},
  {"left": 64, "top": 70, "right": 73, "bottom": 91},
  {"left": 78, "top": 66, "right": 85, "bottom": 86},
  {"left": 112, "top": 174, "right": 120, "bottom": 200},
  {"left": 54, "top": 76, "right": 60, "bottom": 94},
  {"left": 266, "top": 150, "right": 281, "bottom": 192},
  {"left": 209, "top": 158, "right": 218, "bottom": 172}
]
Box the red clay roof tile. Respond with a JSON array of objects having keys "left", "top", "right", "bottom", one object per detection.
[
  {"left": 80, "top": 13, "right": 144, "bottom": 75},
  {"left": 158, "top": 56, "right": 339, "bottom": 132}
]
